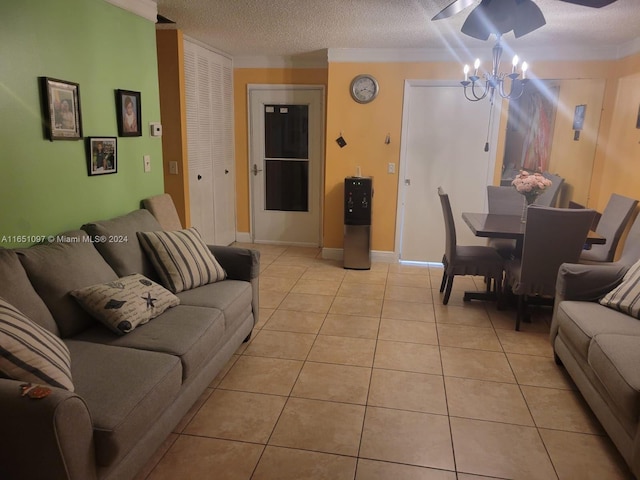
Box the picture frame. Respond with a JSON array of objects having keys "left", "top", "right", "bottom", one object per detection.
[
  {"left": 116, "top": 89, "right": 142, "bottom": 137},
  {"left": 86, "top": 137, "right": 117, "bottom": 176},
  {"left": 572, "top": 104, "right": 586, "bottom": 131},
  {"left": 636, "top": 105, "right": 640, "bottom": 129},
  {"left": 40, "top": 77, "right": 83, "bottom": 141}
]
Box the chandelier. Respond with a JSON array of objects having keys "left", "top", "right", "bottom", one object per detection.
[{"left": 461, "top": 37, "right": 529, "bottom": 103}]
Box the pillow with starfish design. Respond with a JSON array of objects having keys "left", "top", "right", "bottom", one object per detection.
[{"left": 70, "top": 273, "right": 179, "bottom": 335}]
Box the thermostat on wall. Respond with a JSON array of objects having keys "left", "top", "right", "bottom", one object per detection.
[{"left": 150, "top": 122, "right": 162, "bottom": 137}]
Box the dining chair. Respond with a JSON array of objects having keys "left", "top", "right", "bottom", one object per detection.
[
  {"left": 486, "top": 186, "right": 525, "bottom": 259},
  {"left": 503, "top": 205, "right": 596, "bottom": 330},
  {"left": 534, "top": 172, "right": 564, "bottom": 207},
  {"left": 579, "top": 193, "right": 638, "bottom": 263},
  {"left": 437, "top": 187, "right": 504, "bottom": 305}
]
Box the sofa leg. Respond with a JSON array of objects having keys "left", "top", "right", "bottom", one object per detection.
[{"left": 243, "top": 331, "right": 252, "bottom": 343}]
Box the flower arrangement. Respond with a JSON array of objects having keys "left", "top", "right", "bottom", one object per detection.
[{"left": 511, "top": 170, "right": 552, "bottom": 204}]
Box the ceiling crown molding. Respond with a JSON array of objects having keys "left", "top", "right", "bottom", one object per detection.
[
  {"left": 104, "top": 0, "right": 157, "bottom": 23},
  {"left": 234, "top": 52, "right": 328, "bottom": 69}
]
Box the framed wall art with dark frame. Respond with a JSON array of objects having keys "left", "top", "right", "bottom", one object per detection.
[
  {"left": 86, "top": 137, "right": 117, "bottom": 176},
  {"left": 40, "top": 77, "right": 83, "bottom": 141},
  {"left": 115, "top": 89, "right": 142, "bottom": 137}
]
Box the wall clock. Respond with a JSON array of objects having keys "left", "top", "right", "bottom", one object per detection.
[{"left": 350, "top": 74, "right": 379, "bottom": 104}]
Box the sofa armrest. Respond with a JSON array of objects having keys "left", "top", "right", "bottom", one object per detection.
[
  {"left": 0, "top": 379, "right": 96, "bottom": 480},
  {"left": 209, "top": 245, "right": 260, "bottom": 327},
  {"left": 555, "top": 262, "right": 628, "bottom": 304},
  {"left": 208, "top": 245, "right": 260, "bottom": 281}
]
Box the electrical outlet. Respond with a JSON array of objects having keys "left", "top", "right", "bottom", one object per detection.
[
  {"left": 143, "top": 155, "right": 151, "bottom": 173},
  {"left": 387, "top": 162, "right": 396, "bottom": 174},
  {"left": 169, "top": 161, "right": 178, "bottom": 175}
]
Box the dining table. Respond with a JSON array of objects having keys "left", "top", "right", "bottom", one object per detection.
[{"left": 459, "top": 212, "right": 606, "bottom": 302}]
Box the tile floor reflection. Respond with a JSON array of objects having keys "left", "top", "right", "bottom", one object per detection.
[{"left": 136, "top": 245, "right": 633, "bottom": 480}]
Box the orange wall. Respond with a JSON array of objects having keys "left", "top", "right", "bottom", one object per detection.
[
  {"left": 232, "top": 54, "right": 640, "bottom": 252},
  {"left": 233, "top": 68, "right": 328, "bottom": 234}
]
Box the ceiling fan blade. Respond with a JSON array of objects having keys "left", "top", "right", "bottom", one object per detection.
[
  {"left": 557, "top": 0, "right": 618, "bottom": 7},
  {"left": 460, "top": 0, "right": 546, "bottom": 40},
  {"left": 431, "top": 0, "right": 477, "bottom": 20}
]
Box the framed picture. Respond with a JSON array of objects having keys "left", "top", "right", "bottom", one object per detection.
[
  {"left": 116, "top": 89, "right": 142, "bottom": 137},
  {"left": 86, "top": 137, "right": 117, "bottom": 176},
  {"left": 636, "top": 105, "right": 640, "bottom": 129},
  {"left": 40, "top": 77, "right": 83, "bottom": 141},
  {"left": 572, "top": 104, "right": 586, "bottom": 131}
]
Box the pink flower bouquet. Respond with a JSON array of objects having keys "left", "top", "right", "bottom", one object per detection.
[{"left": 511, "top": 170, "right": 552, "bottom": 204}]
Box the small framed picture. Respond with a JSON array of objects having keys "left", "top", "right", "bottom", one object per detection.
[
  {"left": 86, "top": 137, "right": 117, "bottom": 176},
  {"left": 572, "top": 104, "right": 586, "bottom": 131},
  {"left": 116, "top": 89, "right": 142, "bottom": 137},
  {"left": 40, "top": 77, "right": 83, "bottom": 141}
]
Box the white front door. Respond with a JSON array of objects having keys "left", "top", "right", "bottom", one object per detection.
[
  {"left": 248, "top": 86, "right": 324, "bottom": 245},
  {"left": 396, "top": 81, "right": 501, "bottom": 262}
]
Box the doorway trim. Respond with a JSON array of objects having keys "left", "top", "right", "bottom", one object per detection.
[{"left": 247, "top": 84, "right": 326, "bottom": 246}]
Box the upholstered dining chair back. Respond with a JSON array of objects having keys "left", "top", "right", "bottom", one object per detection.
[
  {"left": 437, "top": 187, "right": 504, "bottom": 305},
  {"left": 505, "top": 206, "right": 595, "bottom": 330},
  {"left": 511, "top": 206, "right": 596, "bottom": 297},
  {"left": 534, "top": 172, "right": 564, "bottom": 207},
  {"left": 487, "top": 186, "right": 525, "bottom": 215},
  {"left": 617, "top": 211, "right": 640, "bottom": 268},
  {"left": 580, "top": 193, "right": 638, "bottom": 263},
  {"left": 142, "top": 194, "right": 183, "bottom": 231}
]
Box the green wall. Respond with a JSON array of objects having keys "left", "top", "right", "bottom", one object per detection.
[{"left": 0, "top": 0, "right": 164, "bottom": 247}]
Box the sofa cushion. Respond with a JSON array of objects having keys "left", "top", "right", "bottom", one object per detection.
[
  {"left": 0, "top": 297, "right": 73, "bottom": 391},
  {"left": 0, "top": 249, "right": 58, "bottom": 335},
  {"left": 177, "top": 280, "right": 252, "bottom": 330},
  {"left": 600, "top": 260, "right": 640, "bottom": 318},
  {"left": 16, "top": 232, "right": 118, "bottom": 338},
  {"left": 588, "top": 334, "right": 640, "bottom": 424},
  {"left": 555, "top": 300, "right": 640, "bottom": 361},
  {"left": 137, "top": 228, "right": 226, "bottom": 293},
  {"left": 73, "top": 305, "right": 224, "bottom": 380},
  {"left": 66, "top": 339, "right": 181, "bottom": 467},
  {"left": 70, "top": 274, "right": 180, "bottom": 335},
  {"left": 82, "top": 209, "right": 163, "bottom": 281}
]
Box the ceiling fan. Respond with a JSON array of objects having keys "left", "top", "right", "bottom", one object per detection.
[{"left": 431, "top": 0, "right": 620, "bottom": 40}]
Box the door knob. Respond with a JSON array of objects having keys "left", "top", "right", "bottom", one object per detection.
[
  {"left": 252, "top": 164, "right": 263, "bottom": 176},
  {"left": 225, "top": 169, "right": 229, "bottom": 174},
  {"left": 197, "top": 174, "right": 202, "bottom": 180}
]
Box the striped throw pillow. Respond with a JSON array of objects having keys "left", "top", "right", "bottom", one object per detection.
[
  {"left": 137, "top": 228, "right": 226, "bottom": 293},
  {"left": 0, "top": 297, "right": 73, "bottom": 391},
  {"left": 600, "top": 259, "right": 640, "bottom": 318}
]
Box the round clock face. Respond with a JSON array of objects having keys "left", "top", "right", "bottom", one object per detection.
[{"left": 350, "top": 74, "right": 379, "bottom": 104}]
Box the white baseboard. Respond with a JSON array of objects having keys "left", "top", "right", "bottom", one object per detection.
[
  {"left": 321, "top": 248, "right": 399, "bottom": 264},
  {"left": 235, "top": 232, "right": 252, "bottom": 243}
]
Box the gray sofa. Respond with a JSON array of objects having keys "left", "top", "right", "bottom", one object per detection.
[
  {"left": 551, "top": 262, "right": 640, "bottom": 478},
  {"left": 0, "top": 208, "right": 260, "bottom": 480}
]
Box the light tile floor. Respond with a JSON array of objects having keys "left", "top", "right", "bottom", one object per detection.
[{"left": 136, "top": 245, "right": 634, "bottom": 480}]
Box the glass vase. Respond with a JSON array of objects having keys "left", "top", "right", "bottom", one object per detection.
[{"left": 521, "top": 194, "right": 538, "bottom": 223}]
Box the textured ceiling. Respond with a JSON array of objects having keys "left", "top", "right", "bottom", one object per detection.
[{"left": 155, "top": 0, "right": 640, "bottom": 60}]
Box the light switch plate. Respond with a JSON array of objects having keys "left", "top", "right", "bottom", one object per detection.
[
  {"left": 169, "top": 161, "right": 178, "bottom": 175},
  {"left": 143, "top": 155, "right": 151, "bottom": 173},
  {"left": 387, "top": 163, "right": 396, "bottom": 174}
]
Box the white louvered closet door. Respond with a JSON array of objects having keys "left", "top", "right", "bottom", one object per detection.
[{"left": 184, "top": 39, "right": 236, "bottom": 246}]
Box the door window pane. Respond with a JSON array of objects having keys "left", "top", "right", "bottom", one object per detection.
[
  {"left": 265, "top": 160, "right": 309, "bottom": 211},
  {"left": 264, "top": 105, "right": 308, "bottom": 159}
]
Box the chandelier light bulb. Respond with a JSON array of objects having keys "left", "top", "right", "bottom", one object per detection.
[
  {"left": 474, "top": 58, "right": 480, "bottom": 75},
  {"left": 521, "top": 61, "right": 529, "bottom": 79},
  {"left": 463, "top": 64, "right": 470, "bottom": 81},
  {"left": 512, "top": 55, "right": 519, "bottom": 73}
]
